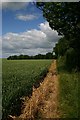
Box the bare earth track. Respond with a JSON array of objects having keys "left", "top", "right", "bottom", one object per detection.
[{"left": 9, "top": 60, "right": 59, "bottom": 119}]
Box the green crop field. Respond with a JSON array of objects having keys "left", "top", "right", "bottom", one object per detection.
[{"left": 2, "top": 59, "right": 51, "bottom": 119}]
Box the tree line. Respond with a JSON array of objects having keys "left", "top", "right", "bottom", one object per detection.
[
  {"left": 7, "top": 52, "right": 55, "bottom": 60},
  {"left": 37, "top": 2, "right": 80, "bottom": 71}
]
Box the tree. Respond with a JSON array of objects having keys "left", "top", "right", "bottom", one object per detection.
[
  {"left": 45, "top": 52, "right": 53, "bottom": 59},
  {"left": 54, "top": 37, "right": 69, "bottom": 57},
  {"left": 7, "top": 52, "right": 53, "bottom": 60},
  {"left": 65, "top": 48, "right": 77, "bottom": 70},
  {"left": 37, "top": 2, "right": 80, "bottom": 70},
  {"left": 37, "top": 2, "right": 80, "bottom": 36}
]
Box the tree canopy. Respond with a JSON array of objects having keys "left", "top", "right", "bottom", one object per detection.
[
  {"left": 37, "top": 2, "right": 80, "bottom": 70},
  {"left": 37, "top": 2, "right": 80, "bottom": 36}
]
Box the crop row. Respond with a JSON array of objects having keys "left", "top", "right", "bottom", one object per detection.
[{"left": 2, "top": 59, "right": 51, "bottom": 119}]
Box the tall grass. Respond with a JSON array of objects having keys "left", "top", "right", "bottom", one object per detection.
[
  {"left": 2, "top": 59, "right": 51, "bottom": 119},
  {"left": 57, "top": 57, "right": 79, "bottom": 118}
]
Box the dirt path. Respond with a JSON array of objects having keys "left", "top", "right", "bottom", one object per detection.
[{"left": 9, "top": 60, "right": 59, "bottom": 119}]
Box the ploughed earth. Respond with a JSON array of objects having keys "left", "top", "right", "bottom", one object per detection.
[{"left": 9, "top": 60, "right": 60, "bottom": 119}]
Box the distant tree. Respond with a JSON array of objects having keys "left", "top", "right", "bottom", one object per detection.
[
  {"left": 45, "top": 52, "right": 53, "bottom": 59},
  {"left": 7, "top": 52, "right": 53, "bottom": 60},
  {"left": 13, "top": 55, "right": 18, "bottom": 60},
  {"left": 7, "top": 56, "right": 12, "bottom": 60}
]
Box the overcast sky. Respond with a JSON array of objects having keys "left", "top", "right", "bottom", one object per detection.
[{"left": 1, "top": 2, "right": 62, "bottom": 58}]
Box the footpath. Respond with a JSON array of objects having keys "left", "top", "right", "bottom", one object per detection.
[{"left": 9, "top": 60, "right": 60, "bottom": 119}]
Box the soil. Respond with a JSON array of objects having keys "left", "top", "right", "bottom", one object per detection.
[{"left": 8, "top": 60, "right": 60, "bottom": 119}]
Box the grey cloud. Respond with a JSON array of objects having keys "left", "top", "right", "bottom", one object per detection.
[
  {"left": 2, "top": 22, "right": 61, "bottom": 58},
  {"left": 39, "top": 22, "right": 61, "bottom": 42}
]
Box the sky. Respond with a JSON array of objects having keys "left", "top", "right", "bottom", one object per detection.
[{"left": 1, "top": 2, "right": 62, "bottom": 58}]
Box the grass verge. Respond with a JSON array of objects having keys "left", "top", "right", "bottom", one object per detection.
[{"left": 57, "top": 57, "right": 79, "bottom": 118}]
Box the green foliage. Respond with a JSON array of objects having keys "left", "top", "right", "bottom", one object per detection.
[
  {"left": 7, "top": 52, "right": 53, "bottom": 60},
  {"left": 54, "top": 37, "right": 79, "bottom": 71},
  {"left": 2, "top": 59, "right": 51, "bottom": 119},
  {"left": 37, "top": 2, "right": 80, "bottom": 70},
  {"left": 45, "top": 52, "right": 53, "bottom": 59},
  {"left": 65, "top": 48, "right": 77, "bottom": 71},
  {"left": 37, "top": 2, "right": 80, "bottom": 37},
  {"left": 57, "top": 57, "right": 79, "bottom": 118},
  {"left": 54, "top": 37, "right": 69, "bottom": 57}
]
